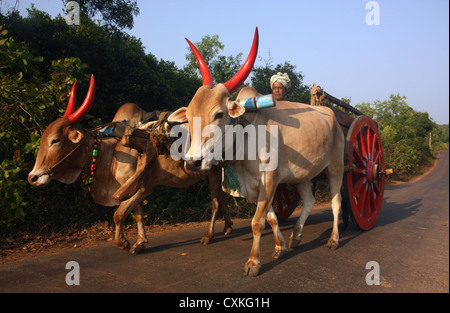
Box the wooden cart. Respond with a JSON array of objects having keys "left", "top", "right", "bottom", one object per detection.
[{"left": 274, "top": 83, "right": 392, "bottom": 230}]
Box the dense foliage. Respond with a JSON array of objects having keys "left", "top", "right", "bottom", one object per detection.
[
  {"left": 0, "top": 23, "right": 92, "bottom": 232},
  {"left": 1, "top": 8, "right": 201, "bottom": 122}
]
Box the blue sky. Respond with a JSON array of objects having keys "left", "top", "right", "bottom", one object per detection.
[{"left": 3, "top": 0, "right": 449, "bottom": 124}]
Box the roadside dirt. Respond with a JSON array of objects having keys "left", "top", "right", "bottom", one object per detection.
[
  {"left": 0, "top": 219, "right": 219, "bottom": 264},
  {"left": 0, "top": 156, "right": 439, "bottom": 265}
]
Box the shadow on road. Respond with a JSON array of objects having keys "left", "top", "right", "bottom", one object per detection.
[
  {"left": 376, "top": 197, "right": 421, "bottom": 228},
  {"left": 136, "top": 189, "right": 423, "bottom": 277},
  {"left": 256, "top": 195, "right": 422, "bottom": 276}
]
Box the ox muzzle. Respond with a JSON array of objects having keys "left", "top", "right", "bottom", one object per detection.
[{"left": 28, "top": 169, "right": 52, "bottom": 187}]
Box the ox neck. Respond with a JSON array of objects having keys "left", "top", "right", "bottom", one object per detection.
[
  {"left": 239, "top": 111, "right": 258, "bottom": 126},
  {"left": 222, "top": 112, "right": 260, "bottom": 164}
]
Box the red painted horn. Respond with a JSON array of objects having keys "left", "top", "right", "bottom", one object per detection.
[
  {"left": 63, "top": 80, "right": 77, "bottom": 117},
  {"left": 185, "top": 38, "right": 214, "bottom": 87},
  {"left": 64, "top": 75, "right": 96, "bottom": 124},
  {"left": 223, "top": 27, "right": 259, "bottom": 94}
]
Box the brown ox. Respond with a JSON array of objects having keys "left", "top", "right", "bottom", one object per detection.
[
  {"left": 174, "top": 28, "right": 345, "bottom": 276},
  {"left": 28, "top": 75, "right": 232, "bottom": 253}
]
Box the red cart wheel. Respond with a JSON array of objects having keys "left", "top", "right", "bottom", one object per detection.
[
  {"left": 343, "top": 116, "right": 385, "bottom": 230},
  {"left": 274, "top": 184, "right": 300, "bottom": 222}
]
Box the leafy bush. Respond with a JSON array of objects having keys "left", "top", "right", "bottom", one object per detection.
[
  {"left": 356, "top": 94, "right": 444, "bottom": 179},
  {"left": 0, "top": 25, "right": 92, "bottom": 232},
  {"left": 0, "top": 153, "right": 29, "bottom": 228}
]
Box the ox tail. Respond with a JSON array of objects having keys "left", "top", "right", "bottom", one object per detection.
[{"left": 340, "top": 187, "right": 349, "bottom": 233}]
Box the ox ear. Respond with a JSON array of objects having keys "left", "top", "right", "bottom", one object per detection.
[
  {"left": 168, "top": 107, "right": 188, "bottom": 124},
  {"left": 68, "top": 128, "right": 84, "bottom": 144},
  {"left": 227, "top": 101, "right": 245, "bottom": 118}
]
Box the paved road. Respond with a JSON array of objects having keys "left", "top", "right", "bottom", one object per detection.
[{"left": 0, "top": 151, "right": 448, "bottom": 294}]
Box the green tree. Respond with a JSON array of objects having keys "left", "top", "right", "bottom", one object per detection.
[
  {"left": 183, "top": 35, "right": 311, "bottom": 102},
  {"left": 63, "top": 0, "right": 139, "bottom": 30},
  {"left": 184, "top": 34, "right": 243, "bottom": 86},
  {"left": 1, "top": 7, "right": 199, "bottom": 121},
  {"left": 432, "top": 124, "right": 449, "bottom": 151}
]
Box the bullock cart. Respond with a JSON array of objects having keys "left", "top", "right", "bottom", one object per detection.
[{"left": 274, "top": 83, "right": 391, "bottom": 230}]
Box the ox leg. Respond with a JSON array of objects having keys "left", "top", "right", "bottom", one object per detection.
[
  {"left": 245, "top": 209, "right": 265, "bottom": 277},
  {"left": 245, "top": 184, "right": 277, "bottom": 277},
  {"left": 289, "top": 182, "right": 315, "bottom": 249},
  {"left": 325, "top": 169, "right": 343, "bottom": 250},
  {"left": 201, "top": 168, "right": 233, "bottom": 245},
  {"left": 201, "top": 196, "right": 220, "bottom": 245},
  {"left": 221, "top": 190, "right": 233, "bottom": 236},
  {"left": 113, "top": 191, "right": 146, "bottom": 253},
  {"left": 113, "top": 203, "right": 133, "bottom": 252},
  {"left": 266, "top": 206, "right": 288, "bottom": 259},
  {"left": 130, "top": 203, "right": 149, "bottom": 254}
]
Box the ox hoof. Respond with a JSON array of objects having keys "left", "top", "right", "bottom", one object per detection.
[
  {"left": 288, "top": 234, "right": 303, "bottom": 249},
  {"left": 244, "top": 261, "right": 261, "bottom": 277},
  {"left": 131, "top": 242, "right": 149, "bottom": 254},
  {"left": 272, "top": 249, "right": 288, "bottom": 260},
  {"left": 327, "top": 239, "right": 339, "bottom": 250},
  {"left": 224, "top": 226, "right": 233, "bottom": 236},
  {"left": 115, "top": 239, "right": 131, "bottom": 252},
  {"left": 200, "top": 235, "right": 213, "bottom": 245}
]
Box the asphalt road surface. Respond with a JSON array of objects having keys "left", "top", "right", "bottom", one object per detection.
[{"left": 0, "top": 151, "right": 448, "bottom": 294}]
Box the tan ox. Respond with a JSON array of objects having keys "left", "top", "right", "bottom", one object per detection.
[
  {"left": 28, "top": 76, "right": 232, "bottom": 253},
  {"left": 173, "top": 28, "right": 345, "bottom": 276}
]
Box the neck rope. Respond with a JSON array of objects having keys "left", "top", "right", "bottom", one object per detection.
[{"left": 80, "top": 129, "right": 102, "bottom": 188}]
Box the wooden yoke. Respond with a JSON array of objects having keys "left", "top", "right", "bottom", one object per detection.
[{"left": 113, "top": 127, "right": 172, "bottom": 201}]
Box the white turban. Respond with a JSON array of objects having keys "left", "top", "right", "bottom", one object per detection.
[{"left": 270, "top": 72, "right": 291, "bottom": 89}]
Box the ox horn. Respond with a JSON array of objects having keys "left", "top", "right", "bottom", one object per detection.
[
  {"left": 64, "top": 75, "right": 96, "bottom": 124},
  {"left": 63, "top": 81, "right": 77, "bottom": 117},
  {"left": 223, "top": 27, "right": 259, "bottom": 94},
  {"left": 185, "top": 38, "right": 214, "bottom": 87}
]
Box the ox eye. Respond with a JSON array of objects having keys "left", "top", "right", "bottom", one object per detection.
[
  {"left": 50, "top": 138, "right": 61, "bottom": 146},
  {"left": 214, "top": 112, "right": 224, "bottom": 121}
]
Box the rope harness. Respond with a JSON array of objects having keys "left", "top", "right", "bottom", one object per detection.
[{"left": 37, "top": 126, "right": 105, "bottom": 181}]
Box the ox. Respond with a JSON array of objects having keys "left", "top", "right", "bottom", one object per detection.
[
  {"left": 28, "top": 75, "right": 232, "bottom": 253},
  {"left": 172, "top": 28, "right": 345, "bottom": 276}
]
